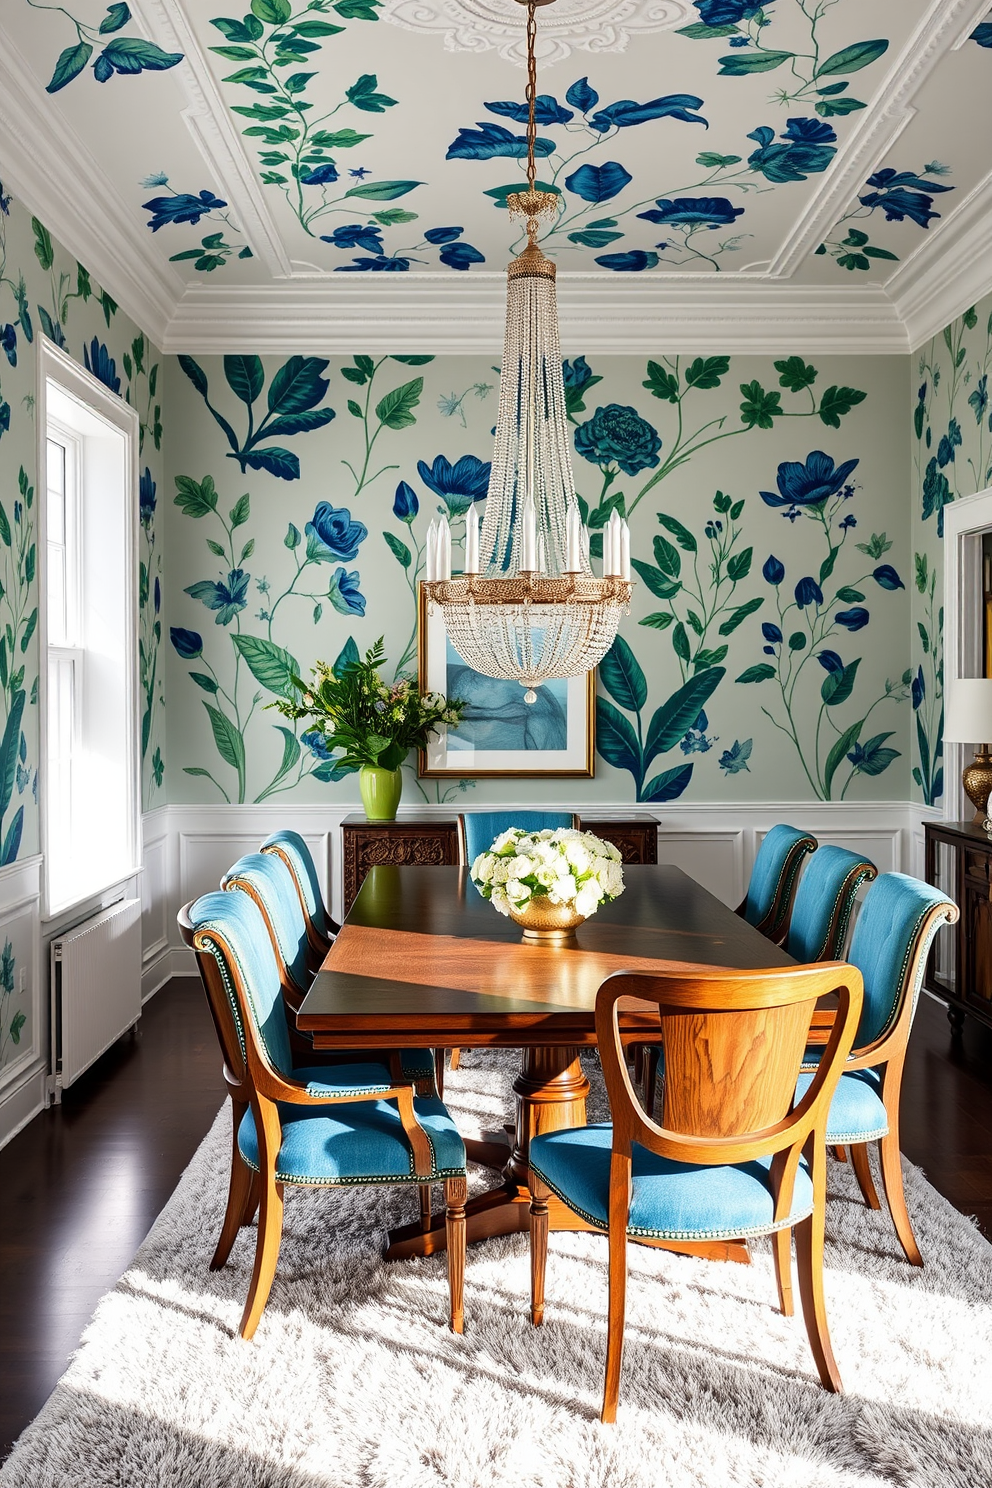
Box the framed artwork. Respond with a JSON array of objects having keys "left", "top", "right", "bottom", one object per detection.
[{"left": 417, "top": 587, "right": 595, "bottom": 778}]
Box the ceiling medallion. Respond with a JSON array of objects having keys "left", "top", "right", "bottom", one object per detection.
[{"left": 381, "top": 0, "right": 693, "bottom": 66}]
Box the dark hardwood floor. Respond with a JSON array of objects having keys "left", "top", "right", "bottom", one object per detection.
[{"left": 1, "top": 979, "right": 991, "bottom": 1462}]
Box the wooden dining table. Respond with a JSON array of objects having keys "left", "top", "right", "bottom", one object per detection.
[{"left": 297, "top": 862, "right": 794, "bottom": 1264}]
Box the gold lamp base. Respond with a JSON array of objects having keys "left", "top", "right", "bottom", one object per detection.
[{"left": 963, "top": 747, "right": 992, "bottom": 822}]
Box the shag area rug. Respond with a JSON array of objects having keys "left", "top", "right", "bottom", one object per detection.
[{"left": 4, "top": 1050, "right": 992, "bottom": 1488}]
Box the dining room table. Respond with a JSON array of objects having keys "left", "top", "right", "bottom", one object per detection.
[{"left": 297, "top": 862, "right": 795, "bottom": 1265}]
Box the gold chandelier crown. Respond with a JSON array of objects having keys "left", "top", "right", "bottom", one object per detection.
[{"left": 421, "top": 0, "right": 633, "bottom": 699}]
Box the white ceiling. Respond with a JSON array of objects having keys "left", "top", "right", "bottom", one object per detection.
[{"left": 0, "top": 0, "right": 990, "bottom": 350}]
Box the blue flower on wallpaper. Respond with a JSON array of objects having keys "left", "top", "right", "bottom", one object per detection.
[
  {"left": 566, "top": 78, "right": 598, "bottom": 112},
  {"left": 424, "top": 227, "right": 463, "bottom": 245},
  {"left": 301, "top": 729, "right": 333, "bottom": 761},
  {"left": 937, "top": 417, "right": 962, "bottom": 468},
  {"left": 154, "top": 577, "right": 161, "bottom": 614},
  {"left": 969, "top": 374, "right": 988, "bottom": 423},
  {"left": 393, "top": 481, "right": 419, "bottom": 522},
  {"left": 794, "top": 576, "right": 823, "bottom": 608},
  {"left": 838, "top": 513, "right": 857, "bottom": 531},
  {"left": 327, "top": 567, "right": 366, "bottom": 616},
  {"left": 170, "top": 627, "right": 203, "bottom": 659},
  {"left": 762, "top": 622, "right": 783, "bottom": 643},
  {"left": 873, "top": 564, "right": 904, "bottom": 591},
  {"left": 679, "top": 709, "right": 716, "bottom": 754},
  {"left": 817, "top": 650, "right": 843, "bottom": 674},
  {"left": 912, "top": 665, "right": 925, "bottom": 710},
  {"left": 835, "top": 607, "right": 870, "bottom": 632},
  {"left": 486, "top": 96, "right": 575, "bottom": 126},
  {"left": 922, "top": 457, "right": 951, "bottom": 535},
  {"left": 594, "top": 250, "right": 659, "bottom": 272},
  {"left": 575, "top": 405, "right": 662, "bottom": 475},
  {"left": 0, "top": 325, "right": 16, "bottom": 367},
  {"left": 694, "top": 0, "right": 769, "bottom": 21},
  {"left": 972, "top": 22, "right": 992, "bottom": 46},
  {"left": 142, "top": 190, "right": 227, "bottom": 231},
  {"left": 300, "top": 163, "right": 340, "bottom": 186},
  {"left": 446, "top": 123, "right": 556, "bottom": 161},
  {"left": 139, "top": 467, "right": 156, "bottom": 529},
  {"left": 563, "top": 356, "right": 598, "bottom": 393},
  {"left": 0, "top": 401, "right": 10, "bottom": 440},
  {"left": 0, "top": 180, "right": 10, "bottom": 215},
  {"left": 439, "top": 241, "right": 485, "bottom": 270},
  {"left": 859, "top": 169, "right": 953, "bottom": 230},
  {"left": 747, "top": 119, "right": 836, "bottom": 184},
  {"left": 83, "top": 338, "right": 120, "bottom": 394},
  {"left": 417, "top": 455, "right": 492, "bottom": 515},
  {"left": 321, "top": 223, "right": 384, "bottom": 254},
  {"left": 184, "top": 570, "right": 250, "bottom": 626},
  {"left": 718, "top": 737, "right": 752, "bottom": 774},
  {"left": 337, "top": 257, "right": 411, "bottom": 272},
  {"left": 564, "top": 162, "right": 633, "bottom": 204},
  {"left": 762, "top": 554, "right": 785, "bottom": 584},
  {"left": 588, "top": 95, "right": 708, "bottom": 132},
  {"left": 305, "top": 503, "right": 368, "bottom": 562},
  {"left": 637, "top": 197, "right": 745, "bottom": 227},
  {"left": 760, "top": 450, "right": 859, "bottom": 509}
]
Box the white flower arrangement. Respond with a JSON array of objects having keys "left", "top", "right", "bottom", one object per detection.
[{"left": 471, "top": 827, "right": 624, "bottom": 919}]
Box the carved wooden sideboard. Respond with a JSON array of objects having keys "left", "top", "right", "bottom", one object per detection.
[
  {"left": 924, "top": 819, "right": 992, "bottom": 1034},
  {"left": 340, "top": 813, "right": 658, "bottom": 915}
]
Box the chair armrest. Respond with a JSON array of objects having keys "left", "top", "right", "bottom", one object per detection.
[{"left": 253, "top": 1068, "right": 435, "bottom": 1175}]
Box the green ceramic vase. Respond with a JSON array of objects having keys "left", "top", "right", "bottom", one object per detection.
[{"left": 359, "top": 764, "right": 403, "bottom": 821}]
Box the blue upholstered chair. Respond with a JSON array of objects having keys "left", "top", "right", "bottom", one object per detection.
[
  {"left": 738, "top": 824, "right": 817, "bottom": 942},
  {"left": 222, "top": 851, "right": 435, "bottom": 1091},
  {"left": 528, "top": 961, "right": 863, "bottom": 1418},
  {"left": 785, "top": 845, "right": 877, "bottom": 963},
  {"left": 799, "top": 872, "right": 958, "bottom": 1265},
  {"left": 179, "top": 890, "right": 468, "bottom": 1339},
  {"left": 457, "top": 811, "right": 578, "bottom": 867},
  {"left": 260, "top": 829, "right": 338, "bottom": 958}
]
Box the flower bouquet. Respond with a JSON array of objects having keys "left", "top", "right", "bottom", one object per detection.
[
  {"left": 471, "top": 827, "right": 624, "bottom": 943},
  {"left": 272, "top": 637, "right": 465, "bottom": 820}
]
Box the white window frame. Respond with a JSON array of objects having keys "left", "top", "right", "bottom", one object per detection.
[{"left": 37, "top": 337, "right": 141, "bottom": 920}]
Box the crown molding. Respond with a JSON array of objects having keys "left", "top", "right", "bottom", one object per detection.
[
  {"left": 886, "top": 167, "right": 992, "bottom": 349},
  {"left": 0, "top": 33, "right": 181, "bottom": 347},
  {"left": 163, "top": 274, "right": 908, "bottom": 354},
  {"left": 768, "top": 0, "right": 989, "bottom": 279},
  {"left": 132, "top": 0, "right": 292, "bottom": 277}
]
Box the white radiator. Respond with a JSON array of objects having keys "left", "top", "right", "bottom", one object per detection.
[{"left": 50, "top": 897, "right": 142, "bottom": 1099}]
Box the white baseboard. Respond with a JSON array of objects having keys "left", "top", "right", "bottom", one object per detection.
[{"left": 0, "top": 1058, "right": 47, "bottom": 1151}]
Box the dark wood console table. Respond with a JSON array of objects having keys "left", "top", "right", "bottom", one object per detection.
[
  {"left": 340, "top": 812, "right": 658, "bottom": 915},
  {"left": 924, "top": 819, "right": 991, "bottom": 1034}
]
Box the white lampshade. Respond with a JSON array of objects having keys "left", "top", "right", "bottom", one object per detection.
[{"left": 944, "top": 677, "right": 992, "bottom": 743}]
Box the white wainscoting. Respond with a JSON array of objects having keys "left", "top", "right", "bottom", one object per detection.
[
  {"left": 0, "top": 855, "right": 43, "bottom": 1150},
  {"left": 142, "top": 801, "right": 939, "bottom": 984}
]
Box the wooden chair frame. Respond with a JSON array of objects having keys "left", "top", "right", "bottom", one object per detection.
[
  {"left": 736, "top": 831, "right": 817, "bottom": 945},
  {"left": 530, "top": 961, "right": 863, "bottom": 1421},
  {"left": 178, "top": 903, "right": 468, "bottom": 1339},
  {"left": 806, "top": 897, "right": 959, "bottom": 1265}
]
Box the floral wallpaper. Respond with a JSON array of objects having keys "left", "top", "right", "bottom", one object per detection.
[{"left": 165, "top": 347, "right": 911, "bottom": 807}]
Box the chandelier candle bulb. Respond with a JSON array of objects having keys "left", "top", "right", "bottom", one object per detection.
[
  {"left": 463, "top": 503, "right": 480, "bottom": 574},
  {"left": 520, "top": 493, "right": 538, "bottom": 572},
  {"left": 620, "top": 520, "right": 631, "bottom": 582},
  {"left": 605, "top": 510, "right": 622, "bottom": 576},
  {"left": 440, "top": 518, "right": 452, "bottom": 581},
  {"left": 565, "top": 504, "right": 582, "bottom": 572},
  {"left": 424, "top": 520, "right": 437, "bottom": 583}
]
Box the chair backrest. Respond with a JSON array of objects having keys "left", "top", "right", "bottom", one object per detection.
[
  {"left": 458, "top": 811, "right": 578, "bottom": 866},
  {"left": 786, "top": 846, "right": 877, "bottom": 964},
  {"left": 596, "top": 962, "right": 863, "bottom": 1175},
  {"left": 260, "top": 830, "right": 331, "bottom": 941},
  {"left": 222, "top": 852, "right": 310, "bottom": 995},
  {"left": 741, "top": 825, "right": 817, "bottom": 938},
  {"left": 179, "top": 889, "right": 293, "bottom": 1081},
  {"left": 847, "top": 872, "right": 958, "bottom": 1054}
]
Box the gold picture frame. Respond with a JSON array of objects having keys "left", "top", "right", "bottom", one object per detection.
[{"left": 417, "top": 585, "right": 595, "bottom": 778}]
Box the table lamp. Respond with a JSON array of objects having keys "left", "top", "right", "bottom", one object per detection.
[{"left": 944, "top": 677, "right": 992, "bottom": 825}]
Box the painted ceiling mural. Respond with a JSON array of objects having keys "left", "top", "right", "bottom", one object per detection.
[{"left": 2, "top": 0, "right": 991, "bottom": 284}]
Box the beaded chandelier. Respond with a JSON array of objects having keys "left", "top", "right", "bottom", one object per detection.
[{"left": 421, "top": 0, "right": 632, "bottom": 703}]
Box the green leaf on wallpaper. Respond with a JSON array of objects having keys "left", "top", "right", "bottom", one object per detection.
[
  {"left": 713, "top": 492, "right": 731, "bottom": 513},
  {"left": 718, "top": 596, "right": 763, "bottom": 635},
  {"left": 225, "top": 355, "right": 264, "bottom": 405},
  {"left": 815, "top": 40, "right": 888, "bottom": 76},
  {"left": 8, "top": 1009, "right": 25, "bottom": 1044},
  {"left": 686, "top": 610, "right": 704, "bottom": 637},
  {"left": 212, "top": 45, "right": 260, "bottom": 61},
  {"left": 232, "top": 634, "right": 300, "bottom": 698},
  {"left": 818, "top": 384, "right": 866, "bottom": 427},
  {"left": 230, "top": 494, "right": 251, "bottom": 528},
  {"left": 273, "top": 726, "right": 302, "bottom": 782},
  {"left": 684, "top": 356, "right": 729, "bottom": 390},
  {"left": 348, "top": 400, "right": 363, "bottom": 418},
  {"left": 383, "top": 531, "right": 411, "bottom": 568},
  {"left": 736, "top": 664, "right": 775, "bottom": 683},
  {"left": 375, "top": 377, "right": 423, "bottom": 430},
  {"left": 45, "top": 42, "right": 93, "bottom": 95},
  {"left": 774, "top": 357, "right": 817, "bottom": 392},
  {"left": 917, "top": 621, "right": 930, "bottom": 654},
  {"left": 788, "top": 632, "right": 806, "bottom": 651},
  {"left": 0, "top": 691, "right": 25, "bottom": 820},
  {"left": 594, "top": 696, "right": 640, "bottom": 776},
  {"left": 676, "top": 22, "right": 740, "bottom": 39},
  {"left": 345, "top": 75, "right": 399, "bottom": 114},
  {"left": 642, "top": 361, "right": 680, "bottom": 403},
  {"left": 821, "top": 658, "right": 860, "bottom": 708},
  {"left": 32, "top": 219, "right": 54, "bottom": 271},
  {"left": 640, "top": 763, "right": 693, "bottom": 804},
  {"left": 373, "top": 209, "right": 419, "bottom": 225},
  {"left": 392, "top": 355, "right": 435, "bottom": 365},
  {"left": 240, "top": 539, "right": 255, "bottom": 562},
  {"left": 852, "top": 732, "right": 899, "bottom": 777},
  {"left": 739, "top": 381, "right": 781, "bottom": 429},
  {"left": 345, "top": 181, "right": 420, "bottom": 200},
  {"left": 653, "top": 535, "right": 680, "bottom": 577},
  {"left": 0, "top": 640, "right": 7, "bottom": 691},
  {"left": 20, "top": 611, "right": 37, "bottom": 653},
  {"left": 99, "top": 4, "right": 132, "bottom": 34},
  {"left": 693, "top": 646, "right": 728, "bottom": 671},
  {"left": 0, "top": 506, "right": 10, "bottom": 548},
  {"left": 190, "top": 673, "right": 219, "bottom": 694},
  {"left": 251, "top": 0, "right": 292, "bottom": 23},
  {"left": 640, "top": 612, "right": 674, "bottom": 630},
  {"left": 206, "top": 539, "right": 226, "bottom": 558},
  {"left": 718, "top": 50, "right": 792, "bottom": 75},
  {"left": 204, "top": 703, "right": 246, "bottom": 775},
  {"left": 643, "top": 666, "right": 725, "bottom": 768},
  {"left": 312, "top": 604, "right": 322, "bottom": 624},
  {"left": 819, "top": 545, "right": 839, "bottom": 584},
  {"left": 174, "top": 475, "right": 219, "bottom": 518},
  {"left": 730, "top": 499, "right": 744, "bottom": 520},
  {"left": 836, "top": 586, "right": 864, "bottom": 602},
  {"left": 824, "top": 720, "right": 863, "bottom": 798},
  {"left": 726, "top": 546, "right": 752, "bottom": 582},
  {"left": 294, "top": 21, "right": 346, "bottom": 38},
  {"left": 599, "top": 636, "right": 647, "bottom": 713},
  {"left": 657, "top": 513, "right": 697, "bottom": 553},
  {"left": 914, "top": 553, "right": 928, "bottom": 592},
  {"left": 962, "top": 306, "right": 978, "bottom": 330},
  {"left": 630, "top": 559, "right": 680, "bottom": 600}
]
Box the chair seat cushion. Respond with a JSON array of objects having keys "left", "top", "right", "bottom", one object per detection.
[
  {"left": 795, "top": 1065, "right": 888, "bottom": 1144},
  {"left": 529, "top": 1124, "right": 813, "bottom": 1242},
  {"left": 239, "top": 1074, "right": 466, "bottom": 1185}
]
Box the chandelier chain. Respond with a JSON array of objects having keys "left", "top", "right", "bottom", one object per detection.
[{"left": 525, "top": 0, "right": 538, "bottom": 194}]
